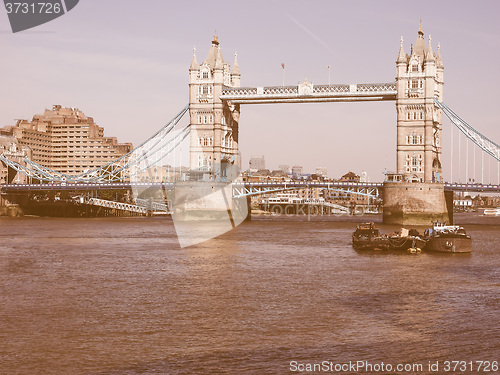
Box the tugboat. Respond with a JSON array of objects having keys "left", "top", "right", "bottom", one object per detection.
[
  {"left": 352, "top": 223, "right": 426, "bottom": 253},
  {"left": 424, "top": 222, "right": 472, "bottom": 253},
  {"left": 352, "top": 223, "right": 389, "bottom": 251}
]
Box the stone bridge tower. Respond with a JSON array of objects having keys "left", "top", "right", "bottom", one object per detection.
[
  {"left": 395, "top": 22, "right": 444, "bottom": 183},
  {"left": 384, "top": 23, "right": 449, "bottom": 225},
  {"left": 188, "top": 32, "right": 241, "bottom": 177}
]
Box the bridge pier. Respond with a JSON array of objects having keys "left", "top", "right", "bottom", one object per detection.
[{"left": 382, "top": 182, "right": 449, "bottom": 225}]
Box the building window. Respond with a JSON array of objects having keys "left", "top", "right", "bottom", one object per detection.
[
  {"left": 198, "top": 134, "right": 213, "bottom": 147},
  {"left": 222, "top": 133, "right": 233, "bottom": 148},
  {"left": 198, "top": 154, "right": 212, "bottom": 170},
  {"left": 407, "top": 134, "right": 424, "bottom": 145},
  {"left": 405, "top": 154, "right": 424, "bottom": 172},
  {"left": 202, "top": 71, "right": 209, "bottom": 79}
]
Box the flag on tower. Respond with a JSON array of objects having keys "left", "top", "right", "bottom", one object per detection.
[{"left": 281, "top": 63, "right": 285, "bottom": 69}]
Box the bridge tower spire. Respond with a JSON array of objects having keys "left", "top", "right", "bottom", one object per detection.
[
  {"left": 188, "top": 32, "right": 241, "bottom": 177},
  {"left": 395, "top": 22, "right": 444, "bottom": 183}
]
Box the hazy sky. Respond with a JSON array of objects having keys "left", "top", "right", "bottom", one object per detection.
[{"left": 1, "top": 0, "right": 499, "bottom": 182}]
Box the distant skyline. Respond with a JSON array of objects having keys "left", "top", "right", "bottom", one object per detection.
[{"left": 1, "top": 0, "right": 499, "bottom": 182}]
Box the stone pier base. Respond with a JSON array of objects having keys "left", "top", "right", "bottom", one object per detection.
[
  {"left": 0, "top": 204, "right": 24, "bottom": 217},
  {"left": 382, "top": 182, "right": 449, "bottom": 225}
]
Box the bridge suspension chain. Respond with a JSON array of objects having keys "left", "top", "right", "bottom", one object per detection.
[{"left": 435, "top": 99, "right": 500, "bottom": 163}]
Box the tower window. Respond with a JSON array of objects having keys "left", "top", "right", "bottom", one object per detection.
[
  {"left": 203, "top": 71, "right": 209, "bottom": 79},
  {"left": 198, "top": 135, "right": 213, "bottom": 147},
  {"left": 405, "top": 153, "right": 424, "bottom": 173}
]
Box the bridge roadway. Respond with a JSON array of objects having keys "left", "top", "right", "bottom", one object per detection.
[{"left": 1, "top": 181, "right": 500, "bottom": 196}]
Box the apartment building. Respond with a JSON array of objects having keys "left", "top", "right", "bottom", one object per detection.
[{"left": 0, "top": 105, "right": 133, "bottom": 176}]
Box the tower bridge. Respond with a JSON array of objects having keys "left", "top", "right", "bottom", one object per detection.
[
  {"left": 1, "top": 24, "right": 500, "bottom": 224},
  {"left": 188, "top": 24, "right": 444, "bottom": 187}
]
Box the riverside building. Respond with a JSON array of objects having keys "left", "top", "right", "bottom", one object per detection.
[{"left": 0, "top": 105, "right": 133, "bottom": 176}]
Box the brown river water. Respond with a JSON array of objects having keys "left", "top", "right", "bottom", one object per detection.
[{"left": 0, "top": 213, "right": 499, "bottom": 374}]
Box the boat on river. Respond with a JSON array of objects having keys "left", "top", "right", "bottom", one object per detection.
[
  {"left": 352, "top": 223, "right": 426, "bottom": 253},
  {"left": 423, "top": 222, "right": 472, "bottom": 253},
  {"left": 483, "top": 208, "right": 500, "bottom": 216}
]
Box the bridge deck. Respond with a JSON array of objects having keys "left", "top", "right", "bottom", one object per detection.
[{"left": 2, "top": 181, "right": 499, "bottom": 194}]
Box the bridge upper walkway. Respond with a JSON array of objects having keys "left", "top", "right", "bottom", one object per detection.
[{"left": 220, "top": 82, "right": 397, "bottom": 104}]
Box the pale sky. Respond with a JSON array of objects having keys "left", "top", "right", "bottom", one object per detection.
[{"left": 1, "top": 0, "right": 499, "bottom": 182}]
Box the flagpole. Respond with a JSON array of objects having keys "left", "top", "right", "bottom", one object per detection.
[
  {"left": 328, "top": 65, "right": 331, "bottom": 86},
  {"left": 281, "top": 63, "right": 285, "bottom": 87}
]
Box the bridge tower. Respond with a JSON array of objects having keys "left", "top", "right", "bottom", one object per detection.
[
  {"left": 395, "top": 22, "right": 444, "bottom": 183},
  {"left": 188, "top": 32, "right": 241, "bottom": 177},
  {"left": 384, "top": 23, "right": 449, "bottom": 225}
]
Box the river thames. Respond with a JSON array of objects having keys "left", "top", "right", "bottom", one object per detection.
[{"left": 1, "top": 213, "right": 499, "bottom": 374}]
